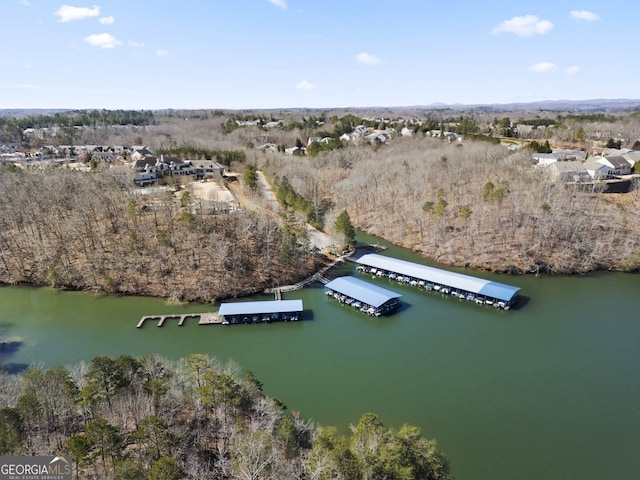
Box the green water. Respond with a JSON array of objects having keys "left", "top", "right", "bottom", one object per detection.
[{"left": 1, "top": 236, "right": 639, "bottom": 480}]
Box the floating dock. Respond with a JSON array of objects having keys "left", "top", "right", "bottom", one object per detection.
[
  {"left": 356, "top": 253, "right": 520, "bottom": 309},
  {"left": 136, "top": 312, "right": 221, "bottom": 328},
  {"left": 137, "top": 300, "right": 306, "bottom": 328},
  {"left": 325, "top": 276, "right": 402, "bottom": 316},
  {"left": 218, "top": 299, "right": 303, "bottom": 324}
]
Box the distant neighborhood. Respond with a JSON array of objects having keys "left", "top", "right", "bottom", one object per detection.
[
  {"left": 2, "top": 112, "right": 640, "bottom": 194},
  {"left": 0, "top": 143, "right": 226, "bottom": 186}
]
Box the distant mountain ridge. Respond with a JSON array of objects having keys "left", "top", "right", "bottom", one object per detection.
[
  {"left": 426, "top": 98, "right": 640, "bottom": 113},
  {"left": 2, "top": 99, "right": 640, "bottom": 116}
]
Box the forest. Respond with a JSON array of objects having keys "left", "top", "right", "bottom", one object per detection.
[
  {"left": 2, "top": 106, "right": 640, "bottom": 289},
  {"left": 266, "top": 136, "right": 640, "bottom": 274},
  {"left": 0, "top": 354, "right": 451, "bottom": 479},
  {"left": 0, "top": 166, "right": 320, "bottom": 302}
]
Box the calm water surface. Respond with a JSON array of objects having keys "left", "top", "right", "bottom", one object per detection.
[{"left": 1, "top": 235, "right": 639, "bottom": 480}]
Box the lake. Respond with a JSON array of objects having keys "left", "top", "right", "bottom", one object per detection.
[{"left": 1, "top": 234, "right": 639, "bottom": 479}]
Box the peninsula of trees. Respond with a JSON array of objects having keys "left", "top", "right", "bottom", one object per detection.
[{"left": 0, "top": 354, "right": 451, "bottom": 479}]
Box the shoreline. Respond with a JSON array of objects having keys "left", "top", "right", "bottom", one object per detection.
[{"left": 0, "top": 245, "right": 634, "bottom": 306}]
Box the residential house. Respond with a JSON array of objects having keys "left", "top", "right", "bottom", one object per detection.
[
  {"left": 365, "top": 132, "right": 389, "bottom": 144},
  {"left": 133, "top": 156, "right": 162, "bottom": 185},
  {"left": 605, "top": 149, "right": 640, "bottom": 168},
  {"left": 236, "top": 120, "right": 260, "bottom": 127},
  {"left": 190, "top": 160, "right": 225, "bottom": 178},
  {"left": 285, "top": 146, "right": 304, "bottom": 155},
  {"left": 159, "top": 155, "right": 194, "bottom": 176},
  {"left": 584, "top": 157, "right": 613, "bottom": 180},
  {"left": 354, "top": 125, "right": 367, "bottom": 136},
  {"left": 556, "top": 149, "right": 587, "bottom": 160},
  {"left": 340, "top": 132, "right": 356, "bottom": 142},
  {"left": 600, "top": 155, "right": 633, "bottom": 176},
  {"left": 545, "top": 161, "right": 590, "bottom": 182},
  {"left": 532, "top": 150, "right": 587, "bottom": 166},
  {"left": 622, "top": 151, "right": 640, "bottom": 169},
  {"left": 91, "top": 150, "right": 116, "bottom": 163},
  {"left": 130, "top": 147, "right": 154, "bottom": 162},
  {"left": 1, "top": 144, "right": 20, "bottom": 154},
  {"left": 444, "top": 132, "right": 462, "bottom": 142}
]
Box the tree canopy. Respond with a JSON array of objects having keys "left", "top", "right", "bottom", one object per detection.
[
  {"left": 0, "top": 355, "right": 451, "bottom": 480},
  {"left": 335, "top": 209, "right": 356, "bottom": 246}
]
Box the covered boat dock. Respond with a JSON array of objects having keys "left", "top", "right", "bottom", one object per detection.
[
  {"left": 324, "top": 276, "right": 402, "bottom": 316},
  {"left": 218, "top": 299, "right": 303, "bottom": 325},
  {"left": 356, "top": 253, "right": 520, "bottom": 309}
]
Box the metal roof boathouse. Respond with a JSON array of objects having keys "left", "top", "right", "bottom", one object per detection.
[
  {"left": 356, "top": 253, "right": 520, "bottom": 309},
  {"left": 324, "top": 276, "right": 402, "bottom": 316},
  {"left": 218, "top": 299, "right": 303, "bottom": 324}
]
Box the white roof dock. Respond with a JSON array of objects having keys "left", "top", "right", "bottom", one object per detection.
[
  {"left": 218, "top": 299, "right": 303, "bottom": 316},
  {"left": 325, "top": 276, "right": 401, "bottom": 308},
  {"left": 357, "top": 254, "right": 520, "bottom": 303}
]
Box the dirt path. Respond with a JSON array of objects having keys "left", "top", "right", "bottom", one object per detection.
[{"left": 229, "top": 171, "right": 334, "bottom": 252}]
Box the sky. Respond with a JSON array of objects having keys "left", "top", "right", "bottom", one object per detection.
[{"left": 1, "top": 0, "right": 638, "bottom": 110}]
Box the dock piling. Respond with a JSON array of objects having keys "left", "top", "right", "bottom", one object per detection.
[{"left": 136, "top": 312, "right": 222, "bottom": 328}]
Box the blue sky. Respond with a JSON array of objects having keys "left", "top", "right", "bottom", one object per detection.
[{"left": 1, "top": 0, "right": 637, "bottom": 109}]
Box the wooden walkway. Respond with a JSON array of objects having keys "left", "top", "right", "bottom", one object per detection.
[
  {"left": 136, "top": 312, "right": 221, "bottom": 328},
  {"left": 269, "top": 273, "right": 330, "bottom": 299},
  {"left": 265, "top": 256, "right": 343, "bottom": 299}
]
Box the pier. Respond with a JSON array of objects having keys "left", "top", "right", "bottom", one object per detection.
[
  {"left": 265, "top": 256, "right": 341, "bottom": 299},
  {"left": 136, "top": 312, "right": 221, "bottom": 328},
  {"left": 356, "top": 253, "right": 520, "bottom": 310}
]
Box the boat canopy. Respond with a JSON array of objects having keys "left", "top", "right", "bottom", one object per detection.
[
  {"left": 218, "top": 299, "right": 303, "bottom": 316},
  {"left": 357, "top": 254, "right": 520, "bottom": 303},
  {"left": 325, "top": 276, "right": 401, "bottom": 308}
]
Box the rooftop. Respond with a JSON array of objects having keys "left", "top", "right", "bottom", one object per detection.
[
  {"left": 325, "top": 276, "right": 401, "bottom": 308},
  {"left": 218, "top": 299, "right": 303, "bottom": 316},
  {"left": 356, "top": 254, "right": 520, "bottom": 302}
]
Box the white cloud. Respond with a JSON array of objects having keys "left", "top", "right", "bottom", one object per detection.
[
  {"left": 98, "top": 15, "right": 114, "bottom": 24},
  {"left": 21, "top": 0, "right": 31, "bottom": 6},
  {"left": 570, "top": 10, "right": 599, "bottom": 21},
  {"left": 267, "top": 0, "right": 287, "bottom": 10},
  {"left": 84, "top": 33, "right": 122, "bottom": 48},
  {"left": 156, "top": 49, "right": 169, "bottom": 57},
  {"left": 530, "top": 62, "right": 558, "bottom": 73},
  {"left": 566, "top": 65, "right": 581, "bottom": 75},
  {"left": 128, "top": 41, "right": 144, "bottom": 47},
  {"left": 356, "top": 52, "right": 381, "bottom": 65},
  {"left": 296, "top": 80, "right": 316, "bottom": 91},
  {"left": 492, "top": 15, "right": 553, "bottom": 36},
  {"left": 55, "top": 5, "right": 100, "bottom": 23}
]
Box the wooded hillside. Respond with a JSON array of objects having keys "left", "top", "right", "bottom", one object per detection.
[
  {"left": 0, "top": 167, "right": 319, "bottom": 302},
  {"left": 265, "top": 138, "right": 640, "bottom": 274},
  {"left": 0, "top": 354, "right": 451, "bottom": 480}
]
